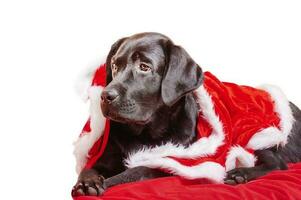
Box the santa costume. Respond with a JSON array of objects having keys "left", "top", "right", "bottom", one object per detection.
[{"left": 73, "top": 63, "right": 294, "bottom": 183}]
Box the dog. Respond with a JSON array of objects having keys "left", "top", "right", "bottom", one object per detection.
[{"left": 72, "top": 32, "right": 301, "bottom": 196}]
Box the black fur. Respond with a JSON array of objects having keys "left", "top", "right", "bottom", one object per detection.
[{"left": 72, "top": 32, "right": 301, "bottom": 196}]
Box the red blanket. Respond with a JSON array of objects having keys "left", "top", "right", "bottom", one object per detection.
[{"left": 73, "top": 162, "right": 301, "bottom": 200}]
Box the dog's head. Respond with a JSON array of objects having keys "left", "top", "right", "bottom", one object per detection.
[{"left": 101, "top": 32, "right": 203, "bottom": 124}]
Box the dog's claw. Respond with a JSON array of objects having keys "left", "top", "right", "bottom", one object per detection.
[
  {"left": 72, "top": 185, "right": 85, "bottom": 196},
  {"left": 224, "top": 179, "right": 237, "bottom": 185},
  {"left": 224, "top": 168, "right": 251, "bottom": 185},
  {"left": 72, "top": 169, "right": 105, "bottom": 196},
  {"left": 72, "top": 181, "right": 104, "bottom": 196},
  {"left": 234, "top": 176, "right": 245, "bottom": 183},
  {"left": 87, "top": 186, "right": 98, "bottom": 196}
]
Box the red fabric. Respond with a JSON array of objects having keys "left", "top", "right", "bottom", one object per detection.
[
  {"left": 74, "top": 64, "right": 297, "bottom": 199},
  {"left": 78, "top": 64, "right": 285, "bottom": 181},
  {"left": 92, "top": 64, "right": 107, "bottom": 87},
  {"left": 80, "top": 63, "right": 110, "bottom": 169},
  {"left": 163, "top": 71, "right": 281, "bottom": 168},
  {"left": 203, "top": 71, "right": 280, "bottom": 146},
  {"left": 85, "top": 120, "right": 110, "bottom": 169},
  {"left": 73, "top": 162, "right": 301, "bottom": 200}
]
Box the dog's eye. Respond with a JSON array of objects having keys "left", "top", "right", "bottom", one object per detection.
[
  {"left": 139, "top": 63, "right": 151, "bottom": 72},
  {"left": 112, "top": 63, "right": 118, "bottom": 71}
]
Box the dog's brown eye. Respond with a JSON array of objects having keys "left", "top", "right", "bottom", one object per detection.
[
  {"left": 112, "top": 63, "right": 118, "bottom": 71},
  {"left": 139, "top": 63, "right": 151, "bottom": 72}
]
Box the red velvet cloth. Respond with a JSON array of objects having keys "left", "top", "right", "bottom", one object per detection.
[
  {"left": 82, "top": 67, "right": 283, "bottom": 178},
  {"left": 74, "top": 162, "right": 301, "bottom": 200}
]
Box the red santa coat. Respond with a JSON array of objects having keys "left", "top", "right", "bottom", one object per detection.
[{"left": 73, "top": 64, "right": 294, "bottom": 183}]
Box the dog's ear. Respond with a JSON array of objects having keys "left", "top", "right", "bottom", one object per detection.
[
  {"left": 105, "top": 37, "right": 127, "bottom": 85},
  {"left": 161, "top": 44, "right": 203, "bottom": 106}
]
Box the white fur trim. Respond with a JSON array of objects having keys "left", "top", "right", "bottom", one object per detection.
[
  {"left": 73, "top": 86, "right": 106, "bottom": 173},
  {"left": 247, "top": 85, "right": 294, "bottom": 150},
  {"left": 129, "top": 157, "right": 225, "bottom": 182},
  {"left": 125, "top": 85, "right": 225, "bottom": 181},
  {"left": 225, "top": 146, "right": 257, "bottom": 172},
  {"left": 246, "top": 127, "right": 285, "bottom": 150},
  {"left": 74, "top": 57, "right": 105, "bottom": 102}
]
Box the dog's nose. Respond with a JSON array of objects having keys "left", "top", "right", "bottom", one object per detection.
[{"left": 101, "top": 89, "right": 119, "bottom": 103}]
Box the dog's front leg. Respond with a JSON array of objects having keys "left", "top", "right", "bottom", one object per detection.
[
  {"left": 72, "top": 167, "right": 168, "bottom": 196},
  {"left": 104, "top": 166, "right": 169, "bottom": 189}
]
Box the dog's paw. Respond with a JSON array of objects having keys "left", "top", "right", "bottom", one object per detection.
[
  {"left": 72, "top": 169, "right": 105, "bottom": 196},
  {"left": 224, "top": 168, "right": 253, "bottom": 185}
]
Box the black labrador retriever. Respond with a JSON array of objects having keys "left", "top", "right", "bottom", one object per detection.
[{"left": 72, "top": 32, "right": 301, "bottom": 196}]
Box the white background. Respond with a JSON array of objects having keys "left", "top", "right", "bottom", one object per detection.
[{"left": 0, "top": 0, "right": 300, "bottom": 199}]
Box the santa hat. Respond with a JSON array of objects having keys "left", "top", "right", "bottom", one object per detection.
[{"left": 73, "top": 63, "right": 294, "bottom": 183}]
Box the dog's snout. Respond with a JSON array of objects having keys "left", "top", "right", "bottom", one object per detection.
[{"left": 101, "top": 89, "right": 119, "bottom": 103}]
